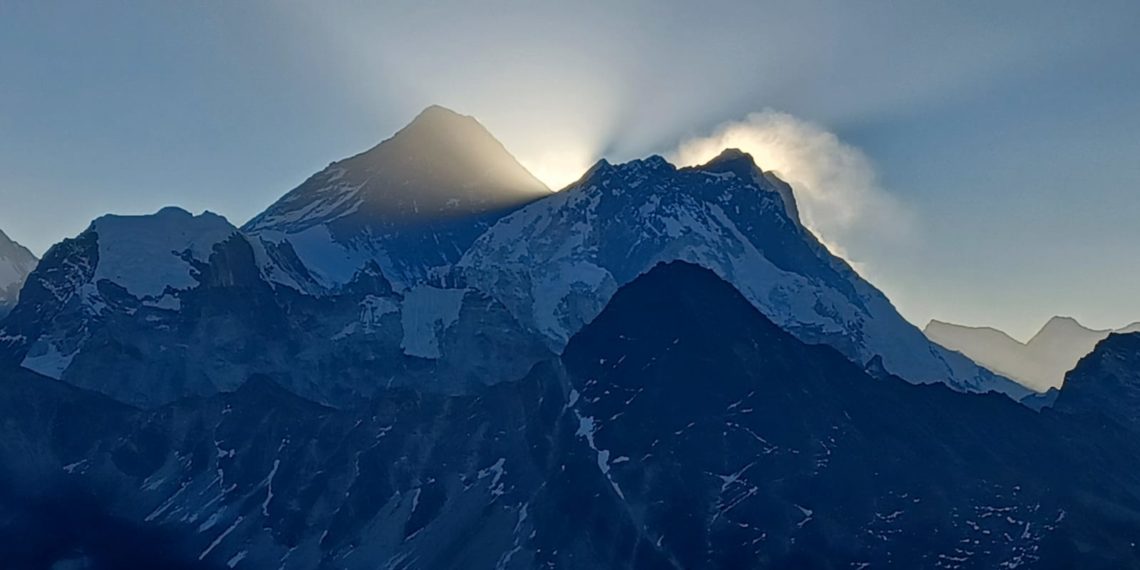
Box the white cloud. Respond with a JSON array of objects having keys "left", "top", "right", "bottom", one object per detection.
[{"left": 670, "top": 110, "right": 914, "bottom": 263}]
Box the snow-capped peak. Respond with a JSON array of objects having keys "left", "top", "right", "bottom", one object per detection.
[
  {"left": 245, "top": 105, "right": 549, "bottom": 235},
  {"left": 689, "top": 148, "right": 801, "bottom": 224},
  {"left": 243, "top": 105, "right": 551, "bottom": 293},
  {"left": 89, "top": 207, "right": 238, "bottom": 299},
  {"left": 459, "top": 152, "right": 1027, "bottom": 397}
]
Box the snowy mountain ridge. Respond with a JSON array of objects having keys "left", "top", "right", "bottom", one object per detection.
[
  {"left": 0, "top": 106, "right": 1027, "bottom": 403},
  {"left": 89, "top": 207, "right": 238, "bottom": 301},
  {"left": 0, "top": 202, "right": 548, "bottom": 407},
  {"left": 0, "top": 207, "right": 240, "bottom": 381},
  {"left": 458, "top": 149, "right": 1027, "bottom": 397}
]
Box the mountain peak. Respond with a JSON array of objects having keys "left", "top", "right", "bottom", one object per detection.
[
  {"left": 338, "top": 104, "right": 550, "bottom": 205},
  {"left": 247, "top": 106, "right": 549, "bottom": 234},
  {"left": 686, "top": 147, "right": 801, "bottom": 224},
  {"left": 242, "top": 106, "right": 552, "bottom": 292},
  {"left": 1027, "top": 315, "right": 1100, "bottom": 347},
  {"left": 700, "top": 147, "right": 760, "bottom": 172},
  {"left": 387, "top": 105, "right": 491, "bottom": 152},
  {"left": 0, "top": 227, "right": 38, "bottom": 312},
  {"left": 405, "top": 104, "right": 479, "bottom": 128},
  {"left": 540, "top": 156, "right": 678, "bottom": 200},
  {"left": 0, "top": 228, "right": 36, "bottom": 261},
  {"left": 1044, "top": 315, "right": 1085, "bottom": 328}
]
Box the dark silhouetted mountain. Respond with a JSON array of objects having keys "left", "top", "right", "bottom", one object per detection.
[
  {"left": 1054, "top": 331, "right": 1140, "bottom": 431},
  {"left": 0, "top": 228, "right": 38, "bottom": 318},
  {"left": 926, "top": 317, "right": 1140, "bottom": 392},
  {"left": 243, "top": 105, "right": 551, "bottom": 293},
  {"left": 4, "top": 262, "right": 1140, "bottom": 568}
]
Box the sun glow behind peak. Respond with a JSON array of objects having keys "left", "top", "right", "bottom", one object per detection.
[
  {"left": 670, "top": 110, "right": 914, "bottom": 255},
  {"left": 518, "top": 150, "right": 597, "bottom": 192}
]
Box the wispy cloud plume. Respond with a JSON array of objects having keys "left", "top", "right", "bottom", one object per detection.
[{"left": 670, "top": 110, "right": 914, "bottom": 263}]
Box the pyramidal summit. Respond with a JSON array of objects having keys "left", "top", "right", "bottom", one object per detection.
[{"left": 243, "top": 105, "right": 551, "bottom": 292}]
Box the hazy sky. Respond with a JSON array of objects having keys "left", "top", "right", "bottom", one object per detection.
[{"left": 2, "top": 1, "right": 1138, "bottom": 339}]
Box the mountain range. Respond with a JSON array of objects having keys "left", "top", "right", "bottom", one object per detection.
[
  {"left": 2, "top": 105, "right": 1139, "bottom": 568},
  {"left": 0, "top": 106, "right": 1025, "bottom": 409},
  {"left": 926, "top": 317, "right": 1140, "bottom": 392}
]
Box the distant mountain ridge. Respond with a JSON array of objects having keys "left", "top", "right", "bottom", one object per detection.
[
  {"left": 925, "top": 316, "right": 1140, "bottom": 392},
  {"left": 0, "top": 228, "right": 38, "bottom": 317}
]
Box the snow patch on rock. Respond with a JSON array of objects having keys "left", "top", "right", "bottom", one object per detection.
[
  {"left": 90, "top": 207, "right": 236, "bottom": 299},
  {"left": 400, "top": 286, "right": 467, "bottom": 359}
]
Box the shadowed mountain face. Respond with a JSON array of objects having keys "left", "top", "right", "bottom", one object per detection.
[
  {"left": 0, "top": 228, "right": 38, "bottom": 318},
  {"left": 926, "top": 317, "right": 1140, "bottom": 392},
  {"left": 243, "top": 105, "right": 551, "bottom": 292},
  {"left": 4, "top": 262, "right": 1140, "bottom": 569},
  {"left": 247, "top": 105, "right": 549, "bottom": 229}
]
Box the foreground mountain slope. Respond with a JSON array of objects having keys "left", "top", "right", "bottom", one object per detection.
[
  {"left": 557, "top": 262, "right": 1140, "bottom": 568},
  {"left": 243, "top": 105, "right": 551, "bottom": 293},
  {"left": 460, "top": 151, "right": 1026, "bottom": 397},
  {"left": 0, "top": 228, "right": 38, "bottom": 317},
  {"left": 4, "top": 262, "right": 1140, "bottom": 568},
  {"left": 926, "top": 317, "right": 1140, "bottom": 392}
]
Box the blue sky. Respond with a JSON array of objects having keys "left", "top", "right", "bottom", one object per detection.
[{"left": 1, "top": 1, "right": 1138, "bottom": 339}]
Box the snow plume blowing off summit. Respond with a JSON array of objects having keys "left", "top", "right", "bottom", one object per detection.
[{"left": 671, "top": 110, "right": 914, "bottom": 265}]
